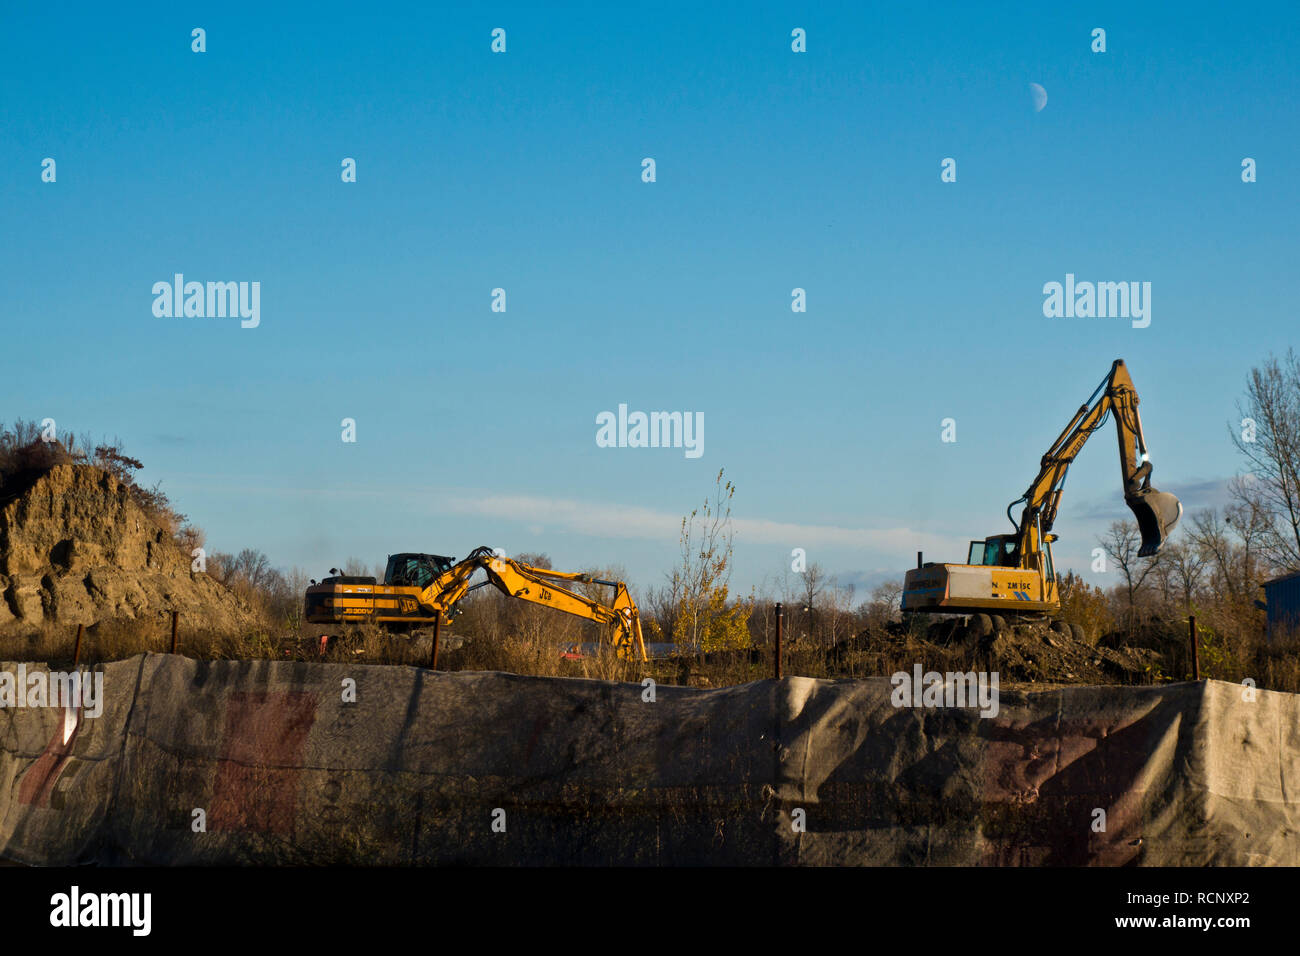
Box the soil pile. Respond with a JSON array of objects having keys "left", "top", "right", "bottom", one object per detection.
[{"left": 815, "top": 614, "right": 1166, "bottom": 686}]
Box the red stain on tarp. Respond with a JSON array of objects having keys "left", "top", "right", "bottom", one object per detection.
[
  {"left": 978, "top": 711, "right": 1152, "bottom": 866},
  {"left": 17, "top": 708, "right": 81, "bottom": 807},
  {"left": 210, "top": 691, "right": 318, "bottom": 835}
]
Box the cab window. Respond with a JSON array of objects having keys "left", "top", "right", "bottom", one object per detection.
[
  {"left": 981, "top": 538, "right": 1017, "bottom": 567},
  {"left": 386, "top": 556, "right": 435, "bottom": 588},
  {"left": 407, "top": 559, "right": 435, "bottom": 588}
]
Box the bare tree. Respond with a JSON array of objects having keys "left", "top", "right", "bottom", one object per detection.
[
  {"left": 1163, "top": 539, "right": 1207, "bottom": 611},
  {"left": 213, "top": 548, "right": 275, "bottom": 590},
  {"left": 1151, "top": 554, "right": 1176, "bottom": 612},
  {"left": 860, "top": 580, "right": 903, "bottom": 630},
  {"left": 1225, "top": 493, "right": 1273, "bottom": 588},
  {"left": 1232, "top": 350, "right": 1300, "bottom": 571},
  {"left": 644, "top": 582, "right": 679, "bottom": 643},
  {"left": 818, "top": 576, "right": 856, "bottom": 647},
  {"left": 1186, "top": 508, "right": 1238, "bottom": 603},
  {"left": 342, "top": 555, "right": 374, "bottom": 578},
  {"left": 798, "top": 562, "right": 827, "bottom": 641},
  {"left": 279, "top": 567, "right": 312, "bottom": 626},
  {"left": 1186, "top": 502, "right": 1271, "bottom": 609},
  {"left": 1098, "top": 520, "right": 1161, "bottom": 630}
]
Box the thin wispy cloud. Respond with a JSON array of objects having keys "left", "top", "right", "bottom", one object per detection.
[{"left": 438, "top": 491, "right": 957, "bottom": 554}]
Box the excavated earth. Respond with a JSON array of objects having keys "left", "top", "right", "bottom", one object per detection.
[
  {"left": 675, "top": 616, "right": 1167, "bottom": 690},
  {"left": 0, "top": 464, "right": 257, "bottom": 635},
  {"left": 722, "top": 616, "right": 1170, "bottom": 691},
  {"left": 814, "top": 615, "right": 1167, "bottom": 687}
]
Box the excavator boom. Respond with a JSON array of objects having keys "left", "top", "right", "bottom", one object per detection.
[{"left": 1019, "top": 358, "right": 1182, "bottom": 557}]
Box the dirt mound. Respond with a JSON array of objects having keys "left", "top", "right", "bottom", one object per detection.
[
  {"left": 972, "top": 620, "right": 1161, "bottom": 684},
  {"left": 0, "top": 464, "right": 257, "bottom": 634},
  {"left": 830, "top": 615, "right": 1163, "bottom": 686}
]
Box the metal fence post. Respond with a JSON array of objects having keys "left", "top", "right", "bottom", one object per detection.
[{"left": 774, "top": 602, "right": 783, "bottom": 680}]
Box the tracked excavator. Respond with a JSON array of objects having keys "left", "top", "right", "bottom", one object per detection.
[
  {"left": 903, "top": 359, "right": 1183, "bottom": 617},
  {"left": 304, "top": 547, "right": 648, "bottom": 661}
]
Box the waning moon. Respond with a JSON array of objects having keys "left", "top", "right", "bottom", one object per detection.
[{"left": 1030, "top": 82, "right": 1048, "bottom": 112}]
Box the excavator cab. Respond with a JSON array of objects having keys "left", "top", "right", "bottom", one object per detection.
[
  {"left": 968, "top": 535, "right": 1019, "bottom": 567},
  {"left": 384, "top": 553, "right": 456, "bottom": 588}
]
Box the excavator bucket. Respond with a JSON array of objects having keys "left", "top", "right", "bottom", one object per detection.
[{"left": 1126, "top": 487, "right": 1183, "bottom": 557}]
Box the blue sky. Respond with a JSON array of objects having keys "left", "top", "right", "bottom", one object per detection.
[{"left": 2, "top": 2, "right": 1297, "bottom": 598}]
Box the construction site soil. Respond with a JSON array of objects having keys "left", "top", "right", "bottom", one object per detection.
[{"left": 655, "top": 617, "right": 1169, "bottom": 690}]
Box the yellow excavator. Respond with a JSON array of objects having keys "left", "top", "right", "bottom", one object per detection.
[
  {"left": 903, "top": 359, "right": 1182, "bottom": 617},
  {"left": 304, "top": 546, "right": 648, "bottom": 661}
]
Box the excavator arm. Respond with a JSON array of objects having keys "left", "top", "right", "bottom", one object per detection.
[
  {"left": 415, "top": 546, "right": 648, "bottom": 661},
  {"left": 478, "top": 558, "right": 647, "bottom": 661},
  {"left": 1011, "top": 358, "right": 1182, "bottom": 559}
]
